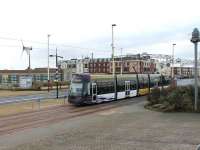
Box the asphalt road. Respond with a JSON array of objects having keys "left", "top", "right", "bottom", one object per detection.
[{"left": 0, "top": 89, "right": 68, "bottom": 104}]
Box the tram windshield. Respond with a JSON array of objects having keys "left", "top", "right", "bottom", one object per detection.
[
  {"left": 69, "top": 74, "right": 90, "bottom": 97},
  {"left": 69, "top": 82, "right": 83, "bottom": 96},
  {"left": 69, "top": 75, "right": 84, "bottom": 96}
]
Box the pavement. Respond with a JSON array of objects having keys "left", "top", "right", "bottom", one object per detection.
[
  {"left": 0, "top": 89, "right": 68, "bottom": 104},
  {"left": 0, "top": 96, "right": 200, "bottom": 150}
]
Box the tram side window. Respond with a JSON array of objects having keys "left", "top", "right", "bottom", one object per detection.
[
  {"left": 144, "top": 79, "right": 148, "bottom": 88},
  {"left": 82, "top": 82, "right": 89, "bottom": 96},
  {"left": 117, "top": 79, "right": 125, "bottom": 92},
  {"left": 130, "top": 80, "right": 137, "bottom": 90},
  {"left": 150, "top": 76, "right": 161, "bottom": 87},
  {"left": 139, "top": 77, "right": 143, "bottom": 89},
  {"left": 106, "top": 81, "right": 114, "bottom": 93},
  {"left": 150, "top": 77, "right": 156, "bottom": 88},
  {"left": 90, "top": 83, "right": 94, "bottom": 96},
  {"left": 139, "top": 77, "right": 148, "bottom": 89},
  {"left": 96, "top": 80, "right": 114, "bottom": 95},
  {"left": 96, "top": 81, "right": 107, "bottom": 95}
]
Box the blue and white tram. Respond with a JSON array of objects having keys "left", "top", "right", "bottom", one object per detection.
[{"left": 68, "top": 73, "right": 169, "bottom": 105}]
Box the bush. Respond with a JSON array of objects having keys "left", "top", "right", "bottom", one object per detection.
[
  {"left": 32, "top": 82, "right": 42, "bottom": 90},
  {"left": 146, "top": 86, "right": 198, "bottom": 112},
  {"left": 148, "top": 87, "right": 160, "bottom": 105},
  {"left": 167, "top": 88, "right": 183, "bottom": 110}
]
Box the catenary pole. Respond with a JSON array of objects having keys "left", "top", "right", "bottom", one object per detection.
[
  {"left": 121, "top": 48, "right": 123, "bottom": 75},
  {"left": 112, "top": 24, "right": 116, "bottom": 76},
  {"left": 172, "top": 43, "right": 176, "bottom": 80},
  {"left": 56, "top": 48, "right": 58, "bottom": 99},
  {"left": 47, "top": 34, "right": 50, "bottom": 92}
]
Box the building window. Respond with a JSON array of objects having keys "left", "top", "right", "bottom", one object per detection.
[
  {"left": 10, "top": 75, "right": 17, "bottom": 83},
  {"left": 40, "top": 74, "right": 48, "bottom": 81},
  {"left": 35, "top": 75, "right": 40, "bottom": 81}
]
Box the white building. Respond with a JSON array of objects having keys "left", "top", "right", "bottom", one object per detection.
[
  {"left": 60, "top": 58, "right": 89, "bottom": 81},
  {"left": 172, "top": 64, "right": 194, "bottom": 78}
]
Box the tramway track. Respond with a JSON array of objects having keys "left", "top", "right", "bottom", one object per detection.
[
  {"left": 0, "top": 104, "right": 76, "bottom": 122},
  {"left": 0, "top": 97, "right": 144, "bottom": 136}
]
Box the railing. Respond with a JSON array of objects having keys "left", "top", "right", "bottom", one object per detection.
[
  {"left": 0, "top": 94, "right": 68, "bottom": 117},
  {"left": 0, "top": 94, "right": 68, "bottom": 105},
  {"left": 176, "top": 78, "right": 196, "bottom": 86}
]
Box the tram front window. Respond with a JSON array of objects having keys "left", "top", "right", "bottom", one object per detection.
[{"left": 70, "top": 83, "right": 83, "bottom": 96}]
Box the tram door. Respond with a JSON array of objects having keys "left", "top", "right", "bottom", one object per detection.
[
  {"left": 92, "top": 83, "right": 97, "bottom": 101},
  {"left": 125, "top": 81, "right": 130, "bottom": 97}
]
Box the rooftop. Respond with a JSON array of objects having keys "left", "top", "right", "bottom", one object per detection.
[{"left": 0, "top": 68, "right": 60, "bottom": 74}]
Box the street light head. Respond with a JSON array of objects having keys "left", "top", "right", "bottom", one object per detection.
[
  {"left": 191, "top": 28, "right": 200, "bottom": 43},
  {"left": 49, "top": 55, "right": 53, "bottom": 57},
  {"left": 112, "top": 24, "right": 116, "bottom": 27},
  {"left": 173, "top": 43, "right": 176, "bottom": 46}
]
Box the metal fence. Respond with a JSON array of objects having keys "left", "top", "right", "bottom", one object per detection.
[
  {"left": 0, "top": 94, "right": 68, "bottom": 116},
  {"left": 176, "top": 78, "right": 200, "bottom": 86}
]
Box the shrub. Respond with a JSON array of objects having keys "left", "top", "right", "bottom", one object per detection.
[
  {"left": 148, "top": 87, "right": 160, "bottom": 105},
  {"left": 32, "top": 82, "right": 42, "bottom": 90},
  {"left": 167, "top": 87, "right": 184, "bottom": 111},
  {"left": 146, "top": 86, "right": 198, "bottom": 112}
]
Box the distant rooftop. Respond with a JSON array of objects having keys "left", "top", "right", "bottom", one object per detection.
[{"left": 0, "top": 68, "right": 60, "bottom": 74}]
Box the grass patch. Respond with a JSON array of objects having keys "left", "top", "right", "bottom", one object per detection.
[
  {"left": 0, "top": 99, "right": 66, "bottom": 117},
  {"left": 0, "top": 90, "right": 46, "bottom": 97}
]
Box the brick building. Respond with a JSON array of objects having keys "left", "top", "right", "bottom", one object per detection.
[
  {"left": 172, "top": 64, "right": 194, "bottom": 78},
  {"left": 60, "top": 54, "right": 157, "bottom": 81},
  {"left": 89, "top": 55, "right": 156, "bottom": 74}
]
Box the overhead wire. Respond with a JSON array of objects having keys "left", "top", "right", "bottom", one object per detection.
[
  {"left": 0, "top": 35, "right": 128, "bottom": 60},
  {"left": 0, "top": 36, "right": 108, "bottom": 51}
]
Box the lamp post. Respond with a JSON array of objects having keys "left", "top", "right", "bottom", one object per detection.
[
  {"left": 172, "top": 43, "right": 176, "bottom": 80},
  {"left": 191, "top": 28, "right": 200, "bottom": 111},
  {"left": 50, "top": 48, "right": 63, "bottom": 99},
  {"left": 120, "top": 48, "right": 123, "bottom": 75},
  {"left": 111, "top": 24, "right": 116, "bottom": 76},
  {"left": 47, "top": 34, "right": 50, "bottom": 92},
  {"left": 91, "top": 52, "right": 94, "bottom": 73}
]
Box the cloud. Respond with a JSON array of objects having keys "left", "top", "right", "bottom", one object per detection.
[{"left": 0, "top": 0, "right": 200, "bottom": 69}]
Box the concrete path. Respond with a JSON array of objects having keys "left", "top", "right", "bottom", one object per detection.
[{"left": 0, "top": 97, "right": 199, "bottom": 150}]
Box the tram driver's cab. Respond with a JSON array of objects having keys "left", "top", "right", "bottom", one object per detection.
[{"left": 68, "top": 74, "right": 91, "bottom": 105}]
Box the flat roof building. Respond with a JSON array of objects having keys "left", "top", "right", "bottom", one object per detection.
[{"left": 0, "top": 68, "right": 62, "bottom": 88}]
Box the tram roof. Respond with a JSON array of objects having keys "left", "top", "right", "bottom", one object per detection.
[{"left": 73, "top": 73, "right": 161, "bottom": 80}]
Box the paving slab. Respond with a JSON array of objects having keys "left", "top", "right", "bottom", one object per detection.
[{"left": 0, "top": 97, "right": 199, "bottom": 150}]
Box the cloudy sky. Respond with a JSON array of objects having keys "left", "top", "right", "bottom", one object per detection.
[{"left": 0, "top": 0, "right": 199, "bottom": 69}]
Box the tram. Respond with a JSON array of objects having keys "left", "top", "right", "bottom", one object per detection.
[{"left": 68, "top": 73, "right": 170, "bottom": 105}]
